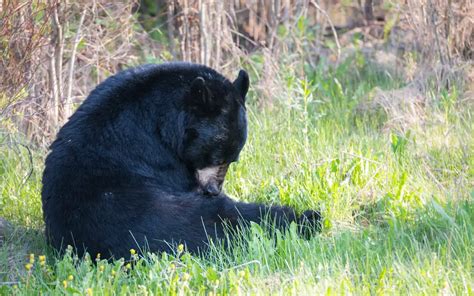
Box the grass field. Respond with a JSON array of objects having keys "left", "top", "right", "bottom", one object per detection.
[{"left": 1, "top": 58, "right": 473, "bottom": 295}]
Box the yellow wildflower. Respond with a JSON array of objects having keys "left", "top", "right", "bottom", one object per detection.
[
  {"left": 68, "top": 275, "right": 74, "bottom": 281},
  {"left": 25, "top": 263, "right": 33, "bottom": 271},
  {"left": 62, "top": 280, "right": 68, "bottom": 288},
  {"left": 130, "top": 248, "right": 136, "bottom": 255}
]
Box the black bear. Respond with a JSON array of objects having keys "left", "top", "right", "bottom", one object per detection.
[{"left": 42, "top": 62, "right": 320, "bottom": 259}]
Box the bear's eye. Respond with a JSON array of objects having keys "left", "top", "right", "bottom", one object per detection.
[
  {"left": 213, "top": 160, "right": 226, "bottom": 166},
  {"left": 212, "top": 156, "right": 228, "bottom": 166}
]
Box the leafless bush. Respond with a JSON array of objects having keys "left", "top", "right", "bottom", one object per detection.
[
  {"left": 0, "top": 0, "right": 149, "bottom": 146},
  {"left": 393, "top": 0, "right": 473, "bottom": 91},
  {"left": 166, "top": 0, "right": 246, "bottom": 75},
  {"left": 401, "top": 0, "right": 473, "bottom": 62},
  {"left": 0, "top": 1, "right": 55, "bottom": 115}
]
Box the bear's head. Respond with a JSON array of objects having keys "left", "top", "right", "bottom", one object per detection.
[{"left": 181, "top": 70, "right": 249, "bottom": 196}]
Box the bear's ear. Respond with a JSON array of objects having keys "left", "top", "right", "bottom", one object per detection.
[
  {"left": 233, "top": 70, "right": 249, "bottom": 101},
  {"left": 185, "top": 76, "right": 215, "bottom": 113}
]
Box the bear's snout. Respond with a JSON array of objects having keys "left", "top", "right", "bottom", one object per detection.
[
  {"left": 196, "top": 164, "right": 229, "bottom": 196},
  {"left": 203, "top": 182, "right": 222, "bottom": 196}
]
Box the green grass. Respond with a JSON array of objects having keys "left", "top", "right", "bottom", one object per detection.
[{"left": 1, "top": 59, "right": 473, "bottom": 295}]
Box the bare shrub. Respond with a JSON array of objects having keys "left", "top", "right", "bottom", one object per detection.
[
  {"left": 0, "top": 1, "right": 55, "bottom": 115},
  {"left": 393, "top": 0, "right": 473, "bottom": 90},
  {"left": 0, "top": 0, "right": 149, "bottom": 146},
  {"left": 166, "top": 0, "right": 247, "bottom": 76},
  {"left": 407, "top": 0, "right": 472, "bottom": 61}
]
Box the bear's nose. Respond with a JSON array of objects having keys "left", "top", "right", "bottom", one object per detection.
[{"left": 203, "top": 183, "right": 221, "bottom": 196}]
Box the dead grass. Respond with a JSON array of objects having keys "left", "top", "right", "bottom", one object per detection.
[{"left": 371, "top": 86, "right": 426, "bottom": 131}]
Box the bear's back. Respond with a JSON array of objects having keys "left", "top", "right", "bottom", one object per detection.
[{"left": 41, "top": 63, "right": 229, "bottom": 206}]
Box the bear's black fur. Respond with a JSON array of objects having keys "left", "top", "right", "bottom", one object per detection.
[{"left": 42, "top": 62, "right": 320, "bottom": 258}]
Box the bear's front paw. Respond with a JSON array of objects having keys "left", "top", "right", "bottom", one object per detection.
[{"left": 297, "top": 210, "right": 322, "bottom": 239}]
